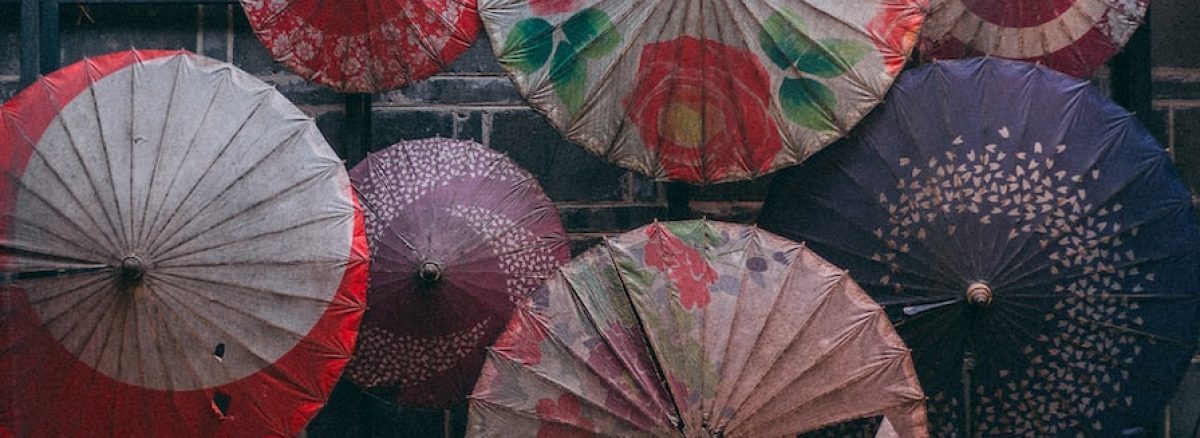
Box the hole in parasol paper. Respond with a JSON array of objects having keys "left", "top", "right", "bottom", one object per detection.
[
  {"left": 213, "top": 343, "right": 225, "bottom": 361},
  {"left": 418, "top": 261, "right": 444, "bottom": 284},
  {"left": 966, "top": 282, "right": 993, "bottom": 308},
  {"left": 119, "top": 256, "right": 145, "bottom": 285},
  {"left": 212, "top": 391, "right": 231, "bottom": 417}
]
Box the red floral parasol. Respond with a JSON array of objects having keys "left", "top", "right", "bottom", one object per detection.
[
  {"left": 469, "top": 220, "right": 928, "bottom": 437},
  {"left": 241, "top": 0, "right": 480, "bottom": 92},
  {"left": 478, "top": 0, "right": 926, "bottom": 184}
]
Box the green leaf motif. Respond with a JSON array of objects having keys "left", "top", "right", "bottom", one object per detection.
[
  {"left": 780, "top": 77, "right": 838, "bottom": 132},
  {"left": 759, "top": 11, "right": 811, "bottom": 70},
  {"left": 550, "top": 40, "right": 588, "bottom": 114},
  {"left": 797, "top": 38, "right": 871, "bottom": 78},
  {"left": 563, "top": 8, "right": 621, "bottom": 59},
  {"left": 759, "top": 12, "right": 869, "bottom": 78},
  {"left": 501, "top": 18, "right": 555, "bottom": 73},
  {"left": 663, "top": 221, "right": 724, "bottom": 256}
]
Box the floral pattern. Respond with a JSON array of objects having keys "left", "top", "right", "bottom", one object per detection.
[
  {"left": 241, "top": 0, "right": 479, "bottom": 92},
  {"left": 469, "top": 220, "right": 927, "bottom": 437},
  {"left": 500, "top": 8, "right": 621, "bottom": 113},
  {"left": 867, "top": 0, "right": 927, "bottom": 75},
  {"left": 642, "top": 221, "right": 718, "bottom": 310},
  {"left": 758, "top": 11, "right": 872, "bottom": 132},
  {"left": 536, "top": 394, "right": 595, "bottom": 438},
  {"left": 624, "top": 37, "right": 784, "bottom": 182},
  {"left": 481, "top": 0, "right": 926, "bottom": 184},
  {"left": 586, "top": 323, "right": 649, "bottom": 379},
  {"left": 873, "top": 128, "right": 1157, "bottom": 434},
  {"left": 494, "top": 310, "right": 548, "bottom": 365},
  {"left": 346, "top": 138, "right": 569, "bottom": 407},
  {"left": 346, "top": 320, "right": 490, "bottom": 387},
  {"left": 759, "top": 57, "right": 1200, "bottom": 435}
]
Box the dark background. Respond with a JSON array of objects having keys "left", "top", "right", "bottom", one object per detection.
[{"left": 1, "top": 2, "right": 1198, "bottom": 436}]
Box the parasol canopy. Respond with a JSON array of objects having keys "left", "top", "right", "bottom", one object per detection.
[
  {"left": 758, "top": 58, "right": 1200, "bottom": 436},
  {"left": 918, "top": 0, "right": 1148, "bottom": 77},
  {"left": 477, "top": 0, "right": 926, "bottom": 184},
  {"left": 468, "top": 220, "right": 928, "bottom": 437},
  {"left": 343, "top": 138, "right": 570, "bottom": 408},
  {"left": 0, "top": 50, "right": 369, "bottom": 437},
  {"left": 240, "top": 0, "right": 480, "bottom": 93}
]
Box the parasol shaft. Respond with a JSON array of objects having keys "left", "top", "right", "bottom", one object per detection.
[
  {"left": 1, "top": 266, "right": 109, "bottom": 284},
  {"left": 963, "top": 352, "right": 975, "bottom": 436}
]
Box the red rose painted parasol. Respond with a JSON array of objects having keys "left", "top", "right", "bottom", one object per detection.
[
  {"left": 0, "top": 50, "right": 368, "bottom": 436},
  {"left": 468, "top": 220, "right": 928, "bottom": 437},
  {"left": 918, "top": 0, "right": 1148, "bottom": 77},
  {"left": 343, "top": 138, "right": 570, "bottom": 408},
  {"left": 241, "top": 0, "right": 480, "bottom": 92},
  {"left": 478, "top": 0, "right": 926, "bottom": 184}
]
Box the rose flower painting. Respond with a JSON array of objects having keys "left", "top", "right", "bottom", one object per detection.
[{"left": 478, "top": 0, "right": 927, "bottom": 184}]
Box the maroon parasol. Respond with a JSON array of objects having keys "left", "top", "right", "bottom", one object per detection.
[{"left": 343, "top": 138, "right": 570, "bottom": 408}]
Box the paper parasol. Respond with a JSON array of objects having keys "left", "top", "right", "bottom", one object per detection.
[
  {"left": 760, "top": 58, "right": 1200, "bottom": 436},
  {"left": 468, "top": 220, "right": 928, "bottom": 437},
  {"left": 0, "top": 50, "right": 369, "bottom": 437}
]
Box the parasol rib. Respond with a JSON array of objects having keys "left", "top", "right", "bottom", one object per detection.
[
  {"left": 9, "top": 127, "right": 120, "bottom": 254},
  {"left": 993, "top": 164, "right": 1181, "bottom": 288},
  {"left": 719, "top": 273, "right": 844, "bottom": 430},
  {"left": 729, "top": 300, "right": 882, "bottom": 430},
  {"left": 70, "top": 63, "right": 129, "bottom": 251},
  {"left": 706, "top": 230, "right": 778, "bottom": 428},
  {"left": 146, "top": 127, "right": 314, "bottom": 256},
  {"left": 603, "top": 233, "right": 686, "bottom": 429},
  {"left": 138, "top": 90, "right": 271, "bottom": 250},
  {"left": 36, "top": 78, "right": 126, "bottom": 252},
  {"left": 154, "top": 206, "right": 346, "bottom": 265},
  {"left": 83, "top": 60, "right": 133, "bottom": 250},
  {"left": 471, "top": 397, "right": 630, "bottom": 438},
  {"left": 736, "top": 349, "right": 913, "bottom": 435},
  {"left": 140, "top": 66, "right": 229, "bottom": 245},
  {"left": 555, "top": 259, "right": 675, "bottom": 424},
  {"left": 486, "top": 347, "right": 659, "bottom": 433}
]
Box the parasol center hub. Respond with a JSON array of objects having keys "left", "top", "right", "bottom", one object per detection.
[
  {"left": 418, "top": 261, "right": 444, "bottom": 284},
  {"left": 966, "top": 282, "right": 993, "bottom": 307},
  {"left": 120, "top": 256, "right": 146, "bottom": 283}
]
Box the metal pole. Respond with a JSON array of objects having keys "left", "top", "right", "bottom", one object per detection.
[
  {"left": 19, "top": 0, "right": 39, "bottom": 86},
  {"left": 343, "top": 93, "right": 369, "bottom": 166},
  {"left": 1110, "top": 8, "right": 1153, "bottom": 126},
  {"left": 1112, "top": 11, "right": 1164, "bottom": 437},
  {"left": 37, "top": 0, "right": 58, "bottom": 74},
  {"left": 665, "top": 182, "right": 692, "bottom": 220},
  {"left": 342, "top": 93, "right": 372, "bottom": 168},
  {"left": 963, "top": 351, "right": 975, "bottom": 436}
]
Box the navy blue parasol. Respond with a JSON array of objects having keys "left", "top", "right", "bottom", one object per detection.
[{"left": 760, "top": 58, "right": 1200, "bottom": 436}]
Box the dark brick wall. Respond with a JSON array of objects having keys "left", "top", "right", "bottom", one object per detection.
[
  {"left": 1, "top": 2, "right": 1199, "bottom": 437},
  {"left": 0, "top": 4, "right": 18, "bottom": 100},
  {"left": 3, "top": 3, "right": 1196, "bottom": 246}
]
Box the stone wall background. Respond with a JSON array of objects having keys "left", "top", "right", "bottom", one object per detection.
[{"left": 1, "top": 3, "right": 1198, "bottom": 436}]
